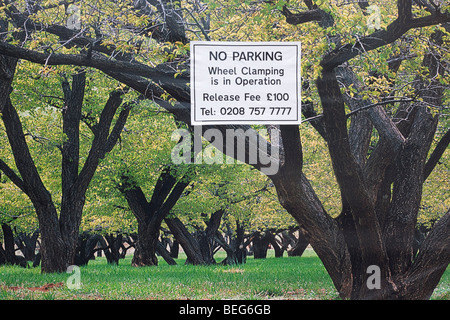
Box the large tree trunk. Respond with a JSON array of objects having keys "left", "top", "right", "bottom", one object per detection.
[
  {"left": 34, "top": 203, "right": 71, "bottom": 273},
  {"left": 274, "top": 2, "right": 450, "bottom": 300},
  {"left": 132, "top": 222, "right": 159, "bottom": 266},
  {"left": 131, "top": 223, "right": 177, "bottom": 266},
  {"left": 2, "top": 95, "right": 70, "bottom": 272},
  {"left": 270, "top": 125, "right": 354, "bottom": 299}
]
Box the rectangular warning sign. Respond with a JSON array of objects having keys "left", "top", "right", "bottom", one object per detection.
[{"left": 190, "top": 41, "right": 301, "bottom": 125}]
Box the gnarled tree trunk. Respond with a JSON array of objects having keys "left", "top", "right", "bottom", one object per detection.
[
  {"left": 0, "top": 52, "right": 129, "bottom": 272},
  {"left": 119, "top": 167, "right": 192, "bottom": 266},
  {"left": 165, "top": 209, "right": 224, "bottom": 265}
]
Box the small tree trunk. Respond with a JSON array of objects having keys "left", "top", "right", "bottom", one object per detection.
[
  {"left": 119, "top": 167, "right": 193, "bottom": 267},
  {"left": 103, "top": 234, "right": 123, "bottom": 265},
  {"left": 268, "top": 232, "right": 284, "bottom": 258},
  {"left": 156, "top": 241, "right": 177, "bottom": 265},
  {"left": 16, "top": 229, "right": 39, "bottom": 263},
  {"left": 234, "top": 222, "right": 247, "bottom": 264},
  {"left": 132, "top": 222, "right": 159, "bottom": 266},
  {"left": 170, "top": 240, "right": 180, "bottom": 258},
  {"left": 288, "top": 230, "right": 309, "bottom": 257},
  {"left": 218, "top": 222, "right": 247, "bottom": 265},
  {"left": 198, "top": 231, "right": 218, "bottom": 264},
  {"left": 165, "top": 217, "right": 205, "bottom": 265},
  {"left": 1, "top": 223, "right": 16, "bottom": 264},
  {"left": 74, "top": 233, "right": 90, "bottom": 266},
  {"left": 253, "top": 232, "right": 270, "bottom": 259}
]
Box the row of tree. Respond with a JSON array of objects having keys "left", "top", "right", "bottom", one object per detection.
[
  {"left": 0, "top": 221, "right": 311, "bottom": 267},
  {"left": 0, "top": 0, "right": 449, "bottom": 300},
  {"left": 1, "top": 55, "right": 335, "bottom": 270}
]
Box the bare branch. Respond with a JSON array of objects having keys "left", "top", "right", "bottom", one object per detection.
[{"left": 0, "top": 159, "right": 26, "bottom": 193}]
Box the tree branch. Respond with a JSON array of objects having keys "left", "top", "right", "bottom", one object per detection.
[
  {"left": 1, "top": 98, "right": 53, "bottom": 205},
  {"left": 104, "top": 103, "right": 132, "bottom": 153},
  {"left": 74, "top": 90, "right": 124, "bottom": 196},
  {"left": 0, "top": 159, "right": 26, "bottom": 193},
  {"left": 156, "top": 173, "right": 192, "bottom": 222},
  {"left": 403, "top": 210, "right": 450, "bottom": 299},
  {"left": 280, "top": 6, "right": 324, "bottom": 25},
  {"left": 61, "top": 71, "right": 85, "bottom": 196},
  {"left": 0, "top": 41, "right": 187, "bottom": 87},
  {"left": 320, "top": 10, "right": 450, "bottom": 71},
  {"left": 148, "top": 167, "right": 178, "bottom": 211},
  {"left": 301, "top": 101, "right": 327, "bottom": 140},
  {"left": 424, "top": 128, "right": 450, "bottom": 180},
  {"left": 118, "top": 176, "right": 152, "bottom": 225}
]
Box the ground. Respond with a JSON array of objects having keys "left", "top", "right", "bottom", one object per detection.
[{"left": 0, "top": 249, "right": 448, "bottom": 300}]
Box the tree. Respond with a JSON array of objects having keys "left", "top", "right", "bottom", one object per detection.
[
  {"left": 0, "top": 0, "right": 448, "bottom": 299},
  {"left": 85, "top": 102, "right": 193, "bottom": 267},
  {"left": 166, "top": 164, "right": 285, "bottom": 265},
  {"left": 117, "top": 165, "right": 192, "bottom": 266},
  {"left": 276, "top": 0, "right": 450, "bottom": 299},
  {"left": 0, "top": 49, "right": 131, "bottom": 272}
]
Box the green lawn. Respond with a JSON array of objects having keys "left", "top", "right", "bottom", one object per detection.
[{"left": 0, "top": 249, "right": 448, "bottom": 300}]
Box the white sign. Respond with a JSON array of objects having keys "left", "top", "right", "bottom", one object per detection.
[{"left": 190, "top": 41, "right": 301, "bottom": 125}]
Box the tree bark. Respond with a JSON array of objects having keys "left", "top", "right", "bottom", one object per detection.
[
  {"left": 0, "top": 60, "right": 129, "bottom": 272},
  {"left": 170, "top": 239, "right": 180, "bottom": 258},
  {"left": 2, "top": 96, "right": 69, "bottom": 272},
  {"left": 165, "top": 217, "right": 204, "bottom": 265},
  {"left": 287, "top": 230, "right": 309, "bottom": 257},
  {"left": 119, "top": 167, "right": 192, "bottom": 266},
  {"left": 216, "top": 221, "right": 247, "bottom": 265},
  {"left": 268, "top": 232, "right": 284, "bottom": 258},
  {"left": 1, "top": 223, "right": 17, "bottom": 265},
  {"left": 165, "top": 209, "right": 224, "bottom": 265},
  {"left": 103, "top": 234, "right": 123, "bottom": 265},
  {"left": 401, "top": 210, "right": 450, "bottom": 299},
  {"left": 270, "top": 125, "right": 353, "bottom": 299},
  {"left": 15, "top": 229, "right": 39, "bottom": 263},
  {"left": 252, "top": 232, "right": 270, "bottom": 259},
  {"left": 132, "top": 222, "right": 159, "bottom": 266},
  {"left": 156, "top": 241, "right": 177, "bottom": 265}
]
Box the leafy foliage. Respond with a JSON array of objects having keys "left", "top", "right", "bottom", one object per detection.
[{"left": 1, "top": 0, "right": 448, "bottom": 241}]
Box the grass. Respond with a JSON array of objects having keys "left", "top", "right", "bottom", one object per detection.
[{"left": 0, "top": 249, "right": 448, "bottom": 300}]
